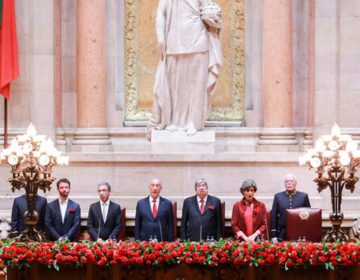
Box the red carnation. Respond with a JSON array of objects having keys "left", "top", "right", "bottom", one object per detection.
[
  {"left": 208, "top": 205, "right": 215, "bottom": 210},
  {"left": 69, "top": 208, "right": 75, "bottom": 213}
]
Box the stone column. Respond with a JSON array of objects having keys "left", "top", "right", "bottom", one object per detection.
[
  {"left": 74, "top": 0, "right": 110, "bottom": 152},
  {"left": 259, "top": 0, "right": 296, "bottom": 151},
  {"left": 77, "top": 0, "right": 106, "bottom": 128},
  {"left": 263, "top": 0, "right": 293, "bottom": 127}
]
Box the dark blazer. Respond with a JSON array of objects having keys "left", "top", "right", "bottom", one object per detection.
[
  {"left": 271, "top": 191, "right": 311, "bottom": 240},
  {"left": 11, "top": 194, "right": 47, "bottom": 236},
  {"left": 45, "top": 199, "right": 81, "bottom": 241},
  {"left": 134, "top": 196, "right": 174, "bottom": 241},
  {"left": 87, "top": 201, "right": 121, "bottom": 241},
  {"left": 180, "top": 195, "right": 221, "bottom": 241}
]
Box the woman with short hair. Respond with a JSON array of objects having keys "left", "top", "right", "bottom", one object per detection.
[{"left": 231, "top": 179, "right": 267, "bottom": 242}]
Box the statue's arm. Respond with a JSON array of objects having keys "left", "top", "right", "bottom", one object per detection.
[{"left": 156, "top": 0, "right": 167, "bottom": 59}]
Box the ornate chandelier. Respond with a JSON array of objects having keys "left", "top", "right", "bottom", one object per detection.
[
  {"left": 299, "top": 124, "right": 360, "bottom": 242},
  {"left": 0, "top": 123, "right": 69, "bottom": 241}
]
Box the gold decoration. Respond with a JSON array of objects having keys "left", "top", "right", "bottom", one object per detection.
[
  {"left": 124, "top": 0, "right": 245, "bottom": 122},
  {"left": 299, "top": 211, "right": 309, "bottom": 220},
  {"left": 300, "top": 124, "right": 360, "bottom": 242}
]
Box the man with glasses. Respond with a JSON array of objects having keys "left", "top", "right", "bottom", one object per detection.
[
  {"left": 180, "top": 179, "right": 222, "bottom": 241},
  {"left": 134, "top": 178, "right": 174, "bottom": 241},
  {"left": 87, "top": 182, "right": 122, "bottom": 241}
]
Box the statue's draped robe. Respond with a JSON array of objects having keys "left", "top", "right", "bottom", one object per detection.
[{"left": 147, "top": 0, "right": 222, "bottom": 137}]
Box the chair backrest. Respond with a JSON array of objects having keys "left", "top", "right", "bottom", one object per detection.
[
  {"left": 118, "top": 207, "right": 126, "bottom": 241},
  {"left": 265, "top": 210, "right": 272, "bottom": 240},
  {"left": 221, "top": 201, "right": 225, "bottom": 237},
  {"left": 172, "top": 201, "right": 177, "bottom": 240},
  {"left": 285, "top": 207, "right": 322, "bottom": 242}
]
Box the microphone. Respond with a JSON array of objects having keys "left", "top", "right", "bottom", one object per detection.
[
  {"left": 158, "top": 221, "right": 164, "bottom": 242},
  {"left": 200, "top": 224, "right": 202, "bottom": 242}
]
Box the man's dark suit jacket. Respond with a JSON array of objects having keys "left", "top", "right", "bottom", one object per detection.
[
  {"left": 45, "top": 199, "right": 81, "bottom": 241},
  {"left": 180, "top": 195, "right": 222, "bottom": 241},
  {"left": 11, "top": 194, "right": 47, "bottom": 236},
  {"left": 271, "top": 191, "right": 311, "bottom": 240},
  {"left": 134, "top": 196, "right": 174, "bottom": 241},
  {"left": 87, "top": 201, "right": 121, "bottom": 241}
]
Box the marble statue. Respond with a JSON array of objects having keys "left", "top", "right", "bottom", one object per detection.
[{"left": 146, "top": 0, "right": 222, "bottom": 139}]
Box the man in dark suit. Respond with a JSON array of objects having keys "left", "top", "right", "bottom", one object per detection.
[
  {"left": 135, "top": 178, "right": 174, "bottom": 241},
  {"left": 11, "top": 194, "right": 47, "bottom": 236},
  {"left": 45, "top": 178, "right": 81, "bottom": 241},
  {"left": 180, "top": 179, "right": 222, "bottom": 241},
  {"left": 271, "top": 174, "right": 311, "bottom": 241},
  {"left": 87, "top": 182, "right": 121, "bottom": 241}
]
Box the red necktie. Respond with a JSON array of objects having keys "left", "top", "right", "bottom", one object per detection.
[
  {"left": 152, "top": 200, "right": 157, "bottom": 218},
  {"left": 200, "top": 199, "right": 205, "bottom": 214}
]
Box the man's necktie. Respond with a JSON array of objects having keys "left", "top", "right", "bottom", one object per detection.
[
  {"left": 152, "top": 200, "right": 157, "bottom": 218},
  {"left": 200, "top": 199, "right": 205, "bottom": 214},
  {"left": 102, "top": 203, "right": 107, "bottom": 222}
]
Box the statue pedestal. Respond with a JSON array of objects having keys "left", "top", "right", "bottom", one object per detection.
[{"left": 150, "top": 130, "right": 215, "bottom": 154}]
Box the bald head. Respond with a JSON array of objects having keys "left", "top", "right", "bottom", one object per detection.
[
  {"left": 284, "top": 174, "right": 297, "bottom": 194},
  {"left": 149, "top": 178, "right": 162, "bottom": 200}
]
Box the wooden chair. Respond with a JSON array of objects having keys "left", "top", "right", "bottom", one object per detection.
[
  {"left": 265, "top": 210, "right": 272, "bottom": 240},
  {"left": 118, "top": 207, "right": 126, "bottom": 241},
  {"left": 172, "top": 201, "right": 177, "bottom": 240},
  {"left": 221, "top": 201, "right": 225, "bottom": 237},
  {"left": 285, "top": 207, "right": 322, "bottom": 242}
]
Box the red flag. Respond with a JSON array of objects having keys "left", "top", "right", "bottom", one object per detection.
[{"left": 0, "top": 0, "right": 19, "bottom": 100}]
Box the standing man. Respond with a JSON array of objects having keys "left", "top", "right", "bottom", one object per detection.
[
  {"left": 135, "top": 178, "right": 174, "bottom": 241},
  {"left": 180, "top": 179, "right": 222, "bottom": 241},
  {"left": 87, "top": 182, "right": 121, "bottom": 241},
  {"left": 271, "top": 174, "right": 311, "bottom": 241},
  {"left": 146, "top": 0, "right": 222, "bottom": 137},
  {"left": 11, "top": 194, "right": 47, "bottom": 236},
  {"left": 45, "top": 178, "right": 81, "bottom": 241}
]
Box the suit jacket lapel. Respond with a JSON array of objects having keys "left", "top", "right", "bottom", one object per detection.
[
  {"left": 146, "top": 196, "right": 153, "bottom": 220},
  {"left": 64, "top": 200, "right": 72, "bottom": 225},
  {"left": 96, "top": 202, "right": 105, "bottom": 224},
  {"left": 105, "top": 201, "right": 114, "bottom": 224},
  {"left": 55, "top": 200, "right": 63, "bottom": 224},
  {"left": 203, "top": 196, "right": 212, "bottom": 215},
  {"left": 193, "top": 196, "right": 201, "bottom": 215}
]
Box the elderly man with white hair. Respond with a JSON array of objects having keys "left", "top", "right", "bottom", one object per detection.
[{"left": 271, "top": 174, "right": 311, "bottom": 241}]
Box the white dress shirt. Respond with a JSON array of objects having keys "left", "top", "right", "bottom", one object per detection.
[
  {"left": 197, "top": 195, "right": 208, "bottom": 211},
  {"left": 100, "top": 200, "right": 110, "bottom": 222},
  {"left": 59, "top": 198, "right": 69, "bottom": 224}
]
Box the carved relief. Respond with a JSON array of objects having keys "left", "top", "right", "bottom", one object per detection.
[{"left": 124, "top": 0, "right": 245, "bottom": 122}]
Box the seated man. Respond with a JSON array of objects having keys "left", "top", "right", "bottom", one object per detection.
[
  {"left": 45, "top": 178, "right": 81, "bottom": 241},
  {"left": 87, "top": 182, "right": 121, "bottom": 241},
  {"left": 11, "top": 194, "right": 47, "bottom": 236},
  {"left": 271, "top": 174, "right": 311, "bottom": 241}
]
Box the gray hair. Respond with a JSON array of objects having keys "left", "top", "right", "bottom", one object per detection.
[
  {"left": 194, "top": 178, "right": 208, "bottom": 189},
  {"left": 98, "top": 182, "right": 111, "bottom": 192},
  {"left": 284, "top": 174, "right": 297, "bottom": 184}
]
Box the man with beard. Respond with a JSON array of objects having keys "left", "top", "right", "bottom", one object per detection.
[
  {"left": 134, "top": 178, "right": 174, "bottom": 241},
  {"left": 45, "top": 178, "right": 81, "bottom": 241},
  {"left": 180, "top": 179, "right": 221, "bottom": 241}
]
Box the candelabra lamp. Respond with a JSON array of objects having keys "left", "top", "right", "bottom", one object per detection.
[
  {"left": 0, "top": 124, "right": 69, "bottom": 241},
  {"left": 300, "top": 124, "right": 360, "bottom": 242}
]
